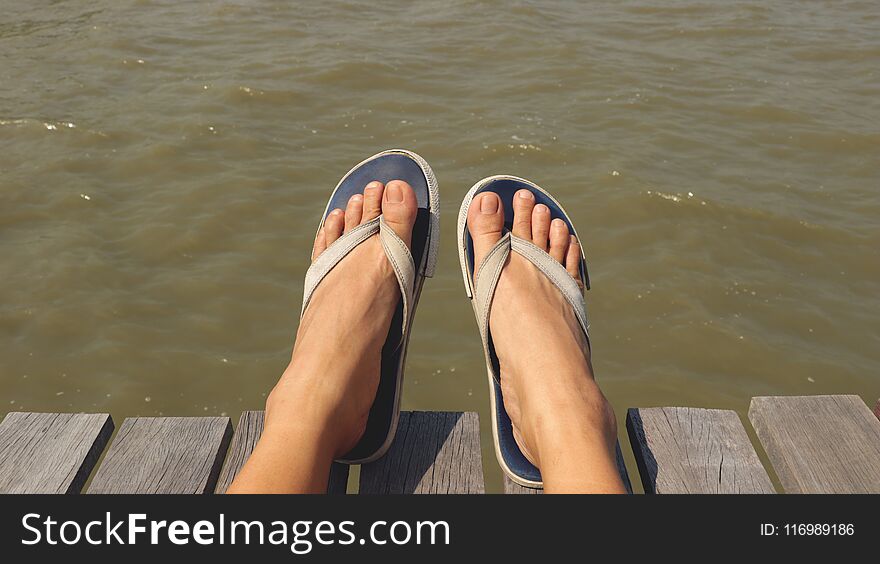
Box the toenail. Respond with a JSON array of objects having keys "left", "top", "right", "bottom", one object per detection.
[
  {"left": 331, "top": 209, "right": 343, "bottom": 216},
  {"left": 480, "top": 194, "right": 499, "bottom": 214},
  {"left": 386, "top": 182, "right": 404, "bottom": 203},
  {"left": 552, "top": 218, "right": 565, "bottom": 228},
  {"left": 518, "top": 190, "right": 534, "bottom": 200},
  {"left": 535, "top": 204, "right": 549, "bottom": 214},
  {"left": 351, "top": 194, "right": 363, "bottom": 202},
  {"left": 366, "top": 181, "right": 382, "bottom": 190}
]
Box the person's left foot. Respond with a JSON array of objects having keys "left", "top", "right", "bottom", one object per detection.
[
  {"left": 264, "top": 180, "right": 418, "bottom": 457},
  {"left": 466, "top": 190, "right": 617, "bottom": 474}
]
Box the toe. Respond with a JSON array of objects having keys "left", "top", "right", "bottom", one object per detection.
[
  {"left": 565, "top": 235, "right": 583, "bottom": 285},
  {"left": 549, "top": 218, "right": 570, "bottom": 263},
  {"left": 531, "top": 204, "right": 551, "bottom": 250},
  {"left": 323, "top": 208, "right": 345, "bottom": 247},
  {"left": 311, "top": 227, "right": 327, "bottom": 261},
  {"left": 362, "top": 181, "right": 384, "bottom": 222},
  {"left": 466, "top": 192, "right": 505, "bottom": 278},
  {"left": 380, "top": 180, "right": 418, "bottom": 249},
  {"left": 343, "top": 194, "right": 364, "bottom": 233},
  {"left": 511, "top": 189, "right": 535, "bottom": 240}
]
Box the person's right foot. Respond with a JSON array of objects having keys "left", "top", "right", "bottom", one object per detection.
[
  {"left": 265, "top": 179, "right": 418, "bottom": 458},
  {"left": 228, "top": 179, "right": 419, "bottom": 494},
  {"left": 467, "top": 189, "right": 625, "bottom": 493}
]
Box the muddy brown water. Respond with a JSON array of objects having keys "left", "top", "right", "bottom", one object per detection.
[{"left": 2, "top": 1, "right": 878, "bottom": 492}]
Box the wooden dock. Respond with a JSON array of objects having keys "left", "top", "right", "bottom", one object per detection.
[{"left": 1, "top": 395, "right": 878, "bottom": 494}]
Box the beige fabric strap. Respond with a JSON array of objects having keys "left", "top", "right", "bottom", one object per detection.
[
  {"left": 472, "top": 234, "right": 512, "bottom": 359},
  {"left": 471, "top": 232, "right": 590, "bottom": 366},
  {"left": 509, "top": 235, "right": 589, "bottom": 339},
  {"left": 377, "top": 215, "right": 415, "bottom": 339},
  {"left": 302, "top": 215, "right": 415, "bottom": 339}
]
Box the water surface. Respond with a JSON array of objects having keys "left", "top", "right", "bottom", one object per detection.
[{"left": 2, "top": 1, "right": 879, "bottom": 492}]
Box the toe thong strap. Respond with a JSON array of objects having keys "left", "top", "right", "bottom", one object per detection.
[
  {"left": 509, "top": 235, "right": 589, "bottom": 342},
  {"left": 377, "top": 216, "right": 415, "bottom": 339},
  {"left": 302, "top": 217, "right": 380, "bottom": 317},
  {"left": 472, "top": 233, "right": 513, "bottom": 357},
  {"left": 302, "top": 215, "right": 416, "bottom": 341},
  {"left": 471, "top": 233, "right": 590, "bottom": 362}
]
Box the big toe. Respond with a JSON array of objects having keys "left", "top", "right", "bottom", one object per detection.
[
  {"left": 381, "top": 180, "right": 418, "bottom": 249},
  {"left": 467, "top": 192, "right": 505, "bottom": 277}
]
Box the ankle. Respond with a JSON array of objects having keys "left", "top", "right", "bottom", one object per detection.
[
  {"left": 265, "top": 364, "right": 372, "bottom": 458},
  {"left": 266, "top": 383, "right": 328, "bottom": 431},
  {"left": 528, "top": 391, "right": 618, "bottom": 465},
  {"left": 264, "top": 394, "right": 359, "bottom": 459},
  {"left": 260, "top": 419, "right": 339, "bottom": 472}
]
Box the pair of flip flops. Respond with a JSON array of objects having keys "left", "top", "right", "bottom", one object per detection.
[{"left": 302, "top": 150, "right": 590, "bottom": 487}]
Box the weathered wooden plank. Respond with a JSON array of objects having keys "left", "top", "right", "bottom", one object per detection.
[
  {"left": 214, "top": 411, "right": 349, "bottom": 494},
  {"left": 749, "top": 395, "right": 880, "bottom": 493},
  {"left": 503, "top": 441, "right": 633, "bottom": 494},
  {"left": 874, "top": 398, "right": 879, "bottom": 422},
  {"left": 627, "top": 407, "right": 774, "bottom": 494},
  {"left": 0, "top": 412, "right": 113, "bottom": 494},
  {"left": 359, "top": 411, "right": 484, "bottom": 494},
  {"left": 88, "top": 417, "right": 232, "bottom": 494}
]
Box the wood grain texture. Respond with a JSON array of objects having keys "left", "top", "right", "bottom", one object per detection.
[
  {"left": 503, "top": 442, "right": 633, "bottom": 494},
  {"left": 627, "top": 407, "right": 774, "bottom": 494},
  {"left": 874, "top": 399, "right": 879, "bottom": 422},
  {"left": 87, "top": 417, "right": 232, "bottom": 494},
  {"left": 359, "top": 411, "right": 484, "bottom": 494},
  {"left": 749, "top": 395, "right": 880, "bottom": 493},
  {"left": 0, "top": 412, "right": 113, "bottom": 494},
  {"left": 214, "top": 411, "right": 349, "bottom": 494}
]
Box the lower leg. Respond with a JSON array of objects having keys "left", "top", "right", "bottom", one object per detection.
[
  {"left": 508, "top": 350, "right": 625, "bottom": 494},
  {"left": 226, "top": 413, "right": 336, "bottom": 493},
  {"left": 226, "top": 358, "right": 362, "bottom": 494},
  {"left": 527, "top": 378, "right": 625, "bottom": 494}
]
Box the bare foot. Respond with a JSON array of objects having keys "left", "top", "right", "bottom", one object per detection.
[
  {"left": 467, "top": 189, "right": 625, "bottom": 493},
  {"left": 265, "top": 179, "right": 418, "bottom": 457}
]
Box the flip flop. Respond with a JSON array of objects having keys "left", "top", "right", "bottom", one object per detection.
[
  {"left": 457, "top": 175, "right": 590, "bottom": 488},
  {"left": 303, "top": 149, "right": 439, "bottom": 464}
]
